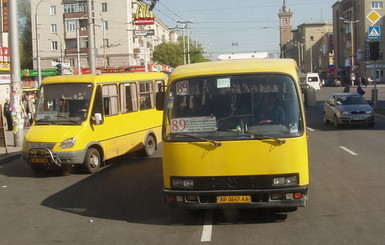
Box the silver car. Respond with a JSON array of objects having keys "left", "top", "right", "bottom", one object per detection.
[{"left": 323, "top": 93, "right": 375, "bottom": 128}]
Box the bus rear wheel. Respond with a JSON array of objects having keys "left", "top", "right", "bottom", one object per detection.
[
  {"left": 142, "top": 134, "right": 156, "bottom": 157},
  {"left": 83, "top": 148, "right": 101, "bottom": 174}
]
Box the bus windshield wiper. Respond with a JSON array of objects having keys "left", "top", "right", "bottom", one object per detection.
[
  {"left": 243, "top": 131, "right": 286, "bottom": 144},
  {"left": 173, "top": 133, "right": 222, "bottom": 146}
]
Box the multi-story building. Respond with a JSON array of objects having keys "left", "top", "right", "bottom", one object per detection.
[
  {"left": 31, "top": 0, "right": 176, "bottom": 76},
  {"left": 292, "top": 22, "right": 334, "bottom": 76},
  {"left": 332, "top": 0, "right": 385, "bottom": 84},
  {"left": 279, "top": 0, "right": 334, "bottom": 78}
]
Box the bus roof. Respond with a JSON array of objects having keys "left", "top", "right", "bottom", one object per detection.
[
  {"left": 41, "top": 72, "right": 167, "bottom": 85},
  {"left": 169, "top": 59, "right": 298, "bottom": 82}
]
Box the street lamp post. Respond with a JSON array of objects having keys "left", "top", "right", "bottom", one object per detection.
[
  {"left": 53, "top": 33, "right": 64, "bottom": 74},
  {"left": 35, "top": 0, "right": 44, "bottom": 87},
  {"left": 340, "top": 17, "right": 359, "bottom": 86}
]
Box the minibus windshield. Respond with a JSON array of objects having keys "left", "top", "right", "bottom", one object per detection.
[
  {"left": 34, "top": 83, "right": 93, "bottom": 125},
  {"left": 164, "top": 74, "right": 303, "bottom": 142}
]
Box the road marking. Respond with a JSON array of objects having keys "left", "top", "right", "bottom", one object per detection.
[
  {"left": 339, "top": 146, "right": 358, "bottom": 155},
  {"left": 307, "top": 127, "right": 315, "bottom": 131},
  {"left": 201, "top": 211, "right": 213, "bottom": 242}
]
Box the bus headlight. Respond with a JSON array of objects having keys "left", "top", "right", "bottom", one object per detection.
[
  {"left": 60, "top": 137, "right": 76, "bottom": 149},
  {"left": 273, "top": 175, "right": 298, "bottom": 186},
  {"left": 172, "top": 178, "right": 194, "bottom": 188}
]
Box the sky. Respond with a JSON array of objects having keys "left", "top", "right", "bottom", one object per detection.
[{"left": 153, "top": 0, "right": 337, "bottom": 60}]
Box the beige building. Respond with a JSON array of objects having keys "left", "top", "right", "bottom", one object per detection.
[
  {"left": 31, "top": 0, "right": 176, "bottom": 74},
  {"left": 292, "top": 23, "right": 334, "bottom": 76},
  {"left": 333, "top": 0, "right": 385, "bottom": 84}
]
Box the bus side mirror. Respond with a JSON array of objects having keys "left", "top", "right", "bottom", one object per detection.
[
  {"left": 93, "top": 113, "right": 103, "bottom": 125},
  {"left": 156, "top": 92, "right": 165, "bottom": 110}
]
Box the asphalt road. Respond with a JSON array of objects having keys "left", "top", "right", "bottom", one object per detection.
[{"left": 1, "top": 86, "right": 385, "bottom": 245}]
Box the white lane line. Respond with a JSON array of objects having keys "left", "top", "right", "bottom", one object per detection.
[
  {"left": 307, "top": 127, "right": 315, "bottom": 131},
  {"left": 201, "top": 211, "right": 213, "bottom": 242},
  {"left": 339, "top": 146, "right": 358, "bottom": 156}
]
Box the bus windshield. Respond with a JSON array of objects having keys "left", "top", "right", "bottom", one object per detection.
[
  {"left": 164, "top": 74, "right": 303, "bottom": 141},
  {"left": 35, "top": 83, "right": 93, "bottom": 125}
]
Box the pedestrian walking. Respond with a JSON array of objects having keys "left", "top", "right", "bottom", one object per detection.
[
  {"left": 361, "top": 76, "right": 367, "bottom": 87},
  {"left": 357, "top": 84, "right": 366, "bottom": 96},
  {"left": 3, "top": 99, "right": 13, "bottom": 131}
]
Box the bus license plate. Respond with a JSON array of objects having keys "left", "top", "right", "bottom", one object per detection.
[
  {"left": 31, "top": 158, "right": 49, "bottom": 164},
  {"left": 217, "top": 195, "right": 251, "bottom": 203}
]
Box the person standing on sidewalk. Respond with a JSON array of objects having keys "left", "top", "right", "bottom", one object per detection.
[{"left": 3, "top": 99, "right": 13, "bottom": 131}]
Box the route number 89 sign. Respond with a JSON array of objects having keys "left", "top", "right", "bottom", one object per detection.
[{"left": 171, "top": 117, "right": 217, "bottom": 133}]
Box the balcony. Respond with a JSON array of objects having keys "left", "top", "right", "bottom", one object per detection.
[{"left": 65, "top": 48, "right": 88, "bottom": 55}]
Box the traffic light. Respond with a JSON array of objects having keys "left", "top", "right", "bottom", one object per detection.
[{"left": 370, "top": 41, "right": 380, "bottom": 60}]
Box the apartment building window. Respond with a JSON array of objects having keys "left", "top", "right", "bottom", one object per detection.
[
  {"left": 51, "top": 41, "right": 58, "bottom": 50},
  {"left": 50, "top": 6, "right": 56, "bottom": 15},
  {"left": 372, "top": 1, "right": 383, "bottom": 9},
  {"left": 102, "top": 3, "right": 108, "bottom": 12},
  {"left": 102, "top": 20, "right": 109, "bottom": 30},
  {"left": 51, "top": 24, "right": 57, "bottom": 33},
  {"left": 65, "top": 20, "right": 78, "bottom": 32},
  {"left": 64, "top": 2, "right": 87, "bottom": 13}
]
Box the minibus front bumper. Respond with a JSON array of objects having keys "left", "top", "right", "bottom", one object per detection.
[
  {"left": 164, "top": 186, "right": 309, "bottom": 209},
  {"left": 21, "top": 148, "right": 86, "bottom": 167}
]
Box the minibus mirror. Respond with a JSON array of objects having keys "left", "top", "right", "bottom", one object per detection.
[
  {"left": 94, "top": 113, "right": 103, "bottom": 125},
  {"left": 156, "top": 92, "right": 165, "bottom": 110}
]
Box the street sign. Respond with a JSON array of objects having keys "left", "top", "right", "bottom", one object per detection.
[
  {"left": 369, "top": 26, "right": 381, "bottom": 38},
  {"left": 134, "top": 29, "right": 155, "bottom": 36},
  {"left": 367, "top": 10, "right": 381, "bottom": 24}
]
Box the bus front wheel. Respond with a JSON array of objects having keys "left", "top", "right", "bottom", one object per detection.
[
  {"left": 83, "top": 148, "right": 101, "bottom": 174},
  {"left": 142, "top": 134, "right": 156, "bottom": 157}
]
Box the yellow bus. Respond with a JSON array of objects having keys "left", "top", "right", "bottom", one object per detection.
[
  {"left": 22, "top": 72, "right": 167, "bottom": 174},
  {"left": 156, "top": 59, "right": 309, "bottom": 209}
]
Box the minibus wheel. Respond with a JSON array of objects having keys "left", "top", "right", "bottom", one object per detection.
[
  {"left": 142, "top": 134, "right": 156, "bottom": 157},
  {"left": 83, "top": 148, "right": 101, "bottom": 174}
]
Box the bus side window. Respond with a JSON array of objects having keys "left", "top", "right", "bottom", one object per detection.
[
  {"left": 139, "top": 81, "right": 154, "bottom": 110},
  {"left": 120, "top": 82, "right": 138, "bottom": 113},
  {"left": 91, "top": 85, "right": 104, "bottom": 121},
  {"left": 102, "top": 84, "right": 119, "bottom": 116}
]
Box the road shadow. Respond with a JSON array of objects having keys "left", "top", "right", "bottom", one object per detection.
[{"left": 40, "top": 156, "right": 289, "bottom": 225}]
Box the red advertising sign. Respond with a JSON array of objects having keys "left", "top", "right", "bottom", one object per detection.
[
  {"left": 2, "top": 0, "right": 8, "bottom": 32},
  {"left": 134, "top": 3, "right": 155, "bottom": 25}
]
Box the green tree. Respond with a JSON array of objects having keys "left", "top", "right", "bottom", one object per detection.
[
  {"left": 153, "top": 42, "right": 184, "bottom": 68},
  {"left": 18, "top": 0, "right": 33, "bottom": 69},
  {"left": 153, "top": 37, "right": 209, "bottom": 67}
]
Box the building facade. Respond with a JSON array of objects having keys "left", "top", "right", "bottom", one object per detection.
[
  {"left": 31, "top": 0, "right": 176, "bottom": 75},
  {"left": 333, "top": 0, "right": 385, "bottom": 84}
]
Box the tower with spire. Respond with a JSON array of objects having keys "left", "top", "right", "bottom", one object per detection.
[{"left": 278, "top": 0, "right": 293, "bottom": 58}]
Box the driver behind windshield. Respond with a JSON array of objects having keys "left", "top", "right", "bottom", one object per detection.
[{"left": 256, "top": 93, "right": 287, "bottom": 125}]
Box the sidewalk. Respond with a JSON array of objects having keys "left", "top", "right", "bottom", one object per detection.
[{"left": 0, "top": 129, "right": 27, "bottom": 164}]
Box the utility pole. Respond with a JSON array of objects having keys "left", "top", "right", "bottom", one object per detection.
[
  {"left": 9, "top": 0, "right": 24, "bottom": 146},
  {"left": 35, "top": 0, "right": 44, "bottom": 86},
  {"left": 340, "top": 17, "right": 359, "bottom": 86},
  {"left": 87, "top": 0, "right": 96, "bottom": 74},
  {"left": 177, "top": 20, "right": 192, "bottom": 65}
]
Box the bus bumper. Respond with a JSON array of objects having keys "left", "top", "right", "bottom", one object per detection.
[
  {"left": 164, "top": 186, "right": 308, "bottom": 209},
  {"left": 21, "top": 148, "right": 86, "bottom": 168}
]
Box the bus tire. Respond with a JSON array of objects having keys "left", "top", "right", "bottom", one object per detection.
[
  {"left": 83, "top": 148, "right": 101, "bottom": 174},
  {"left": 142, "top": 134, "right": 156, "bottom": 157}
]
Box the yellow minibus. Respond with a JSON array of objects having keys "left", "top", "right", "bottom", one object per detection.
[
  {"left": 156, "top": 59, "right": 309, "bottom": 209},
  {"left": 22, "top": 72, "right": 166, "bottom": 174}
]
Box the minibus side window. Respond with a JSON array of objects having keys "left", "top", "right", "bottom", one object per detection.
[
  {"left": 139, "top": 81, "right": 154, "bottom": 110},
  {"left": 120, "top": 82, "right": 138, "bottom": 114},
  {"left": 92, "top": 85, "right": 104, "bottom": 117},
  {"left": 102, "top": 84, "right": 119, "bottom": 116}
]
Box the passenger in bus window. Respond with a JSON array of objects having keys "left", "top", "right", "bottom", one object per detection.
[{"left": 256, "top": 93, "right": 287, "bottom": 125}]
